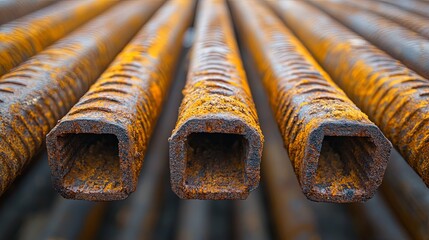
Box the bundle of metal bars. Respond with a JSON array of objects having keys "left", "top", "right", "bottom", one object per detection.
[{"left": 0, "top": 0, "right": 429, "bottom": 239}]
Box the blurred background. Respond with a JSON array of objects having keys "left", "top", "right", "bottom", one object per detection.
[{"left": 0, "top": 27, "right": 425, "bottom": 240}]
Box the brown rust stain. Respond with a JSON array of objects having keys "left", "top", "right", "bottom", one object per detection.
[
  {"left": 271, "top": 0, "right": 429, "bottom": 186},
  {"left": 0, "top": 0, "right": 160, "bottom": 196},
  {"left": 169, "top": 0, "right": 263, "bottom": 200},
  {"left": 0, "top": 0, "right": 117, "bottom": 76},
  {"left": 47, "top": 0, "right": 191, "bottom": 201},
  {"left": 231, "top": 0, "right": 391, "bottom": 202}
]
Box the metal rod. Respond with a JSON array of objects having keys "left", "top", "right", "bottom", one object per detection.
[
  {"left": 169, "top": 0, "right": 263, "bottom": 200},
  {"left": 235, "top": 18, "right": 320, "bottom": 240},
  {"left": 269, "top": 0, "right": 429, "bottom": 187},
  {"left": 0, "top": 0, "right": 56, "bottom": 25},
  {"left": 345, "top": 0, "right": 429, "bottom": 39},
  {"left": 47, "top": 0, "right": 193, "bottom": 201},
  {"left": 0, "top": 0, "right": 161, "bottom": 196},
  {"left": 310, "top": 0, "right": 429, "bottom": 80},
  {"left": 117, "top": 28, "right": 195, "bottom": 240},
  {"left": 231, "top": 0, "right": 390, "bottom": 202},
  {"left": 0, "top": 0, "right": 117, "bottom": 76},
  {"left": 381, "top": 150, "right": 429, "bottom": 240}
]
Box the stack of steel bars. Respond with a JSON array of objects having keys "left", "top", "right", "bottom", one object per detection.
[{"left": 0, "top": 0, "right": 428, "bottom": 239}]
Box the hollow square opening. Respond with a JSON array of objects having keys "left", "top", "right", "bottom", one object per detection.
[
  {"left": 58, "top": 133, "right": 123, "bottom": 193},
  {"left": 184, "top": 132, "right": 248, "bottom": 192},
  {"left": 313, "top": 136, "right": 376, "bottom": 196}
]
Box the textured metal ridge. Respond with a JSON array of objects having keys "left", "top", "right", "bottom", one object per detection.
[
  {"left": 169, "top": 0, "right": 263, "bottom": 200},
  {"left": 311, "top": 0, "right": 429, "bottom": 80},
  {"left": 270, "top": 0, "right": 429, "bottom": 186},
  {"left": 231, "top": 0, "right": 391, "bottom": 202},
  {"left": 346, "top": 0, "right": 429, "bottom": 39},
  {"left": 0, "top": 0, "right": 160, "bottom": 196},
  {"left": 0, "top": 0, "right": 117, "bottom": 76},
  {"left": 47, "top": 0, "right": 193, "bottom": 201}
]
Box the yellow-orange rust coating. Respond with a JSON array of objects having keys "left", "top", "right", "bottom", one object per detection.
[
  {"left": 169, "top": 0, "right": 263, "bottom": 200},
  {"left": 0, "top": 0, "right": 56, "bottom": 25},
  {"left": 270, "top": 1, "right": 429, "bottom": 186},
  {"left": 0, "top": 0, "right": 117, "bottom": 76},
  {"left": 47, "top": 0, "right": 193, "bottom": 201},
  {"left": 231, "top": 0, "right": 391, "bottom": 202},
  {"left": 310, "top": 0, "right": 429, "bottom": 80},
  {"left": 346, "top": 0, "right": 429, "bottom": 39},
  {"left": 0, "top": 0, "right": 160, "bottom": 196}
]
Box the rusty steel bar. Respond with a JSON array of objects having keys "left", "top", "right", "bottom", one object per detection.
[
  {"left": 269, "top": 0, "right": 429, "bottom": 187},
  {"left": 0, "top": 0, "right": 56, "bottom": 25},
  {"left": 310, "top": 0, "right": 429, "bottom": 80},
  {"left": 0, "top": 0, "right": 117, "bottom": 76},
  {"left": 231, "top": 0, "right": 390, "bottom": 202},
  {"left": 234, "top": 188, "right": 270, "bottom": 240},
  {"left": 235, "top": 26, "right": 320, "bottom": 240},
  {"left": 380, "top": 0, "right": 429, "bottom": 18},
  {"left": 349, "top": 194, "right": 410, "bottom": 240},
  {"left": 176, "top": 200, "right": 210, "bottom": 240},
  {"left": 345, "top": 0, "right": 429, "bottom": 39},
  {"left": 118, "top": 33, "right": 193, "bottom": 240},
  {"left": 0, "top": 0, "right": 162, "bottom": 197},
  {"left": 169, "top": 0, "right": 263, "bottom": 200},
  {"left": 381, "top": 150, "right": 429, "bottom": 240},
  {"left": 47, "top": 0, "right": 193, "bottom": 201}
]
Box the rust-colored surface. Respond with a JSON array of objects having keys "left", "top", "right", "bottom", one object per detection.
[
  {"left": 381, "top": 0, "right": 429, "bottom": 18},
  {"left": 310, "top": 0, "right": 429, "bottom": 80},
  {"left": 0, "top": 0, "right": 56, "bottom": 25},
  {"left": 270, "top": 1, "right": 429, "bottom": 186},
  {"left": 47, "top": 0, "right": 192, "bottom": 201},
  {"left": 0, "top": 0, "right": 117, "bottom": 76},
  {"left": 243, "top": 48, "right": 320, "bottom": 238},
  {"left": 169, "top": 0, "right": 263, "bottom": 200},
  {"left": 0, "top": 0, "right": 159, "bottom": 196},
  {"left": 346, "top": 0, "right": 429, "bottom": 39},
  {"left": 381, "top": 150, "right": 429, "bottom": 240},
  {"left": 231, "top": 0, "right": 390, "bottom": 202}
]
